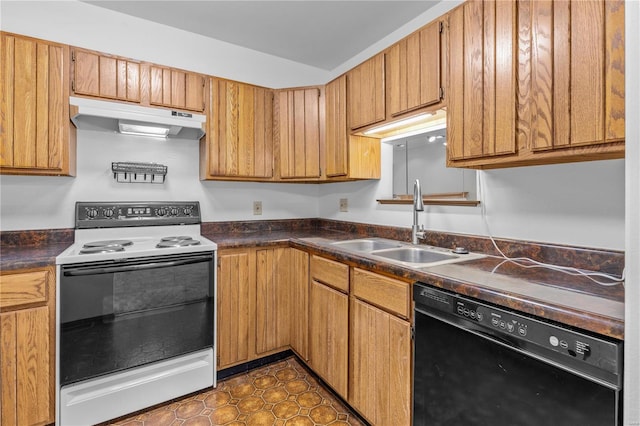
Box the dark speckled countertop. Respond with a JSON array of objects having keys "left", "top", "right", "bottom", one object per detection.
[
  {"left": 203, "top": 222, "right": 624, "bottom": 341},
  {"left": 1, "top": 219, "right": 624, "bottom": 340},
  {"left": 290, "top": 236, "right": 624, "bottom": 340}
]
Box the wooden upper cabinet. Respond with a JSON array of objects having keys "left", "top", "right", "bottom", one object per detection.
[
  {"left": 203, "top": 78, "right": 273, "bottom": 179},
  {"left": 447, "top": 0, "right": 624, "bottom": 169},
  {"left": 72, "top": 48, "right": 140, "bottom": 103},
  {"left": 528, "top": 0, "right": 624, "bottom": 151},
  {"left": 325, "top": 75, "right": 381, "bottom": 180},
  {"left": 325, "top": 75, "right": 349, "bottom": 177},
  {"left": 347, "top": 53, "right": 385, "bottom": 130},
  {"left": 386, "top": 20, "right": 443, "bottom": 117},
  {"left": 149, "top": 65, "right": 205, "bottom": 112},
  {"left": 275, "top": 88, "right": 321, "bottom": 179},
  {"left": 0, "top": 33, "right": 76, "bottom": 176},
  {"left": 447, "top": 0, "right": 518, "bottom": 162}
]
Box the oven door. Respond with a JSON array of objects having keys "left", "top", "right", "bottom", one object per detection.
[{"left": 59, "top": 252, "right": 215, "bottom": 386}]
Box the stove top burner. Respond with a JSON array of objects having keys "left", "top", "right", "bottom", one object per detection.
[
  {"left": 79, "top": 246, "right": 127, "bottom": 255},
  {"left": 160, "top": 236, "right": 194, "bottom": 242},
  {"left": 156, "top": 238, "right": 201, "bottom": 248},
  {"left": 83, "top": 240, "right": 134, "bottom": 248}
]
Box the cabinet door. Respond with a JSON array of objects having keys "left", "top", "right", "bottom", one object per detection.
[
  {"left": 0, "top": 33, "right": 74, "bottom": 176},
  {"left": 0, "top": 267, "right": 55, "bottom": 426},
  {"left": 276, "top": 88, "right": 321, "bottom": 179},
  {"left": 530, "top": 0, "right": 624, "bottom": 151},
  {"left": 350, "top": 298, "right": 411, "bottom": 426},
  {"left": 325, "top": 76, "right": 382, "bottom": 180},
  {"left": 387, "top": 20, "right": 443, "bottom": 117},
  {"left": 347, "top": 53, "right": 385, "bottom": 130},
  {"left": 217, "top": 250, "right": 251, "bottom": 368},
  {"left": 255, "top": 247, "right": 291, "bottom": 354},
  {"left": 447, "top": 0, "right": 517, "bottom": 161},
  {"left": 1, "top": 308, "right": 51, "bottom": 426},
  {"left": 150, "top": 66, "right": 205, "bottom": 112},
  {"left": 72, "top": 48, "right": 140, "bottom": 102},
  {"left": 325, "top": 75, "right": 348, "bottom": 177},
  {"left": 205, "top": 79, "right": 273, "bottom": 178},
  {"left": 309, "top": 280, "right": 348, "bottom": 399},
  {"left": 289, "top": 249, "right": 309, "bottom": 361}
]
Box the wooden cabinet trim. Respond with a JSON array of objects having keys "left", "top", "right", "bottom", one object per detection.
[
  {"left": 0, "top": 270, "right": 49, "bottom": 311},
  {"left": 310, "top": 255, "right": 349, "bottom": 293},
  {"left": 351, "top": 268, "right": 410, "bottom": 319}
]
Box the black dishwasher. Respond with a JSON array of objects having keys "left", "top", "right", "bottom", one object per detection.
[{"left": 413, "top": 282, "right": 623, "bottom": 426}]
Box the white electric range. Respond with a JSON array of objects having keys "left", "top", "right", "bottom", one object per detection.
[{"left": 56, "top": 201, "right": 217, "bottom": 426}]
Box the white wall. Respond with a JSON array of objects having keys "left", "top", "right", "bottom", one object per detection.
[
  {"left": 0, "top": 130, "right": 320, "bottom": 230},
  {"left": 624, "top": 0, "right": 640, "bottom": 422},
  {"left": 319, "top": 143, "right": 625, "bottom": 250},
  {"left": 0, "top": 0, "right": 329, "bottom": 88}
]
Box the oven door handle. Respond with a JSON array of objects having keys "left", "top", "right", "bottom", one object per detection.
[{"left": 63, "top": 256, "right": 212, "bottom": 276}]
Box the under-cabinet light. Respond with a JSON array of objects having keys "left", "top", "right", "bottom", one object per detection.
[
  {"left": 380, "top": 120, "right": 447, "bottom": 143},
  {"left": 118, "top": 121, "right": 171, "bottom": 138},
  {"left": 364, "top": 113, "right": 431, "bottom": 135}
]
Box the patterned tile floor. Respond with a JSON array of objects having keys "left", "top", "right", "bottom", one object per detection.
[{"left": 107, "top": 356, "right": 366, "bottom": 426}]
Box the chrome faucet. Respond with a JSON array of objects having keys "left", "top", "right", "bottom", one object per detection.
[{"left": 412, "top": 179, "right": 426, "bottom": 244}]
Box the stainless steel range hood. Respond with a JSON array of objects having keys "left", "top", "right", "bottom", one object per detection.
[{"left": 69, "top": 96, "right": 206, "bottom": 140}]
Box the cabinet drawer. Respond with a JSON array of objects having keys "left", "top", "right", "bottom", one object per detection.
[
  {"left": 311, "top": 255, "right": 349, "bottom": 293},
  {"left": 0, "top": 270, "right": 49, "bottom": 310},
  {"left": 351, "top": 268, "right": 410, "bottom": 319}
]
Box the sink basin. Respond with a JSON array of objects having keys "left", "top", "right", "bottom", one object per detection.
[
  {"left": 331, "top": 239, "right": 403, "bottom": 252},
  {"left": 319, "top": 237, "right": 485, "bottom": 268},
  {"left": 372, "top": 247, "right": 459, "bottom": 264}
]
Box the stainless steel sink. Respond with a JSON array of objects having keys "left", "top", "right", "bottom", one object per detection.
[
  {"left": 323, "top": 237, "right": 486, "bottom": 268},
  {"left": 330, "top": 239, "right": 403, "bottom": 252},
  {"left": 371, "top": 247, "right": 459, "bottom": 264}
]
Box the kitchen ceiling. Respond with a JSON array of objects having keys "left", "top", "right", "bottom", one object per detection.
[{"left": 82, "top": 1, "right": 440, "bottom": 70}]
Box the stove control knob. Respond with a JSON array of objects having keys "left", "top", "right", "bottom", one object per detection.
[
  {"left": 183, "top": 207, "right": 192, "bottom": 215},
  {"left": 103, "top": 208, "right": 114, "bottom": 218},
  {"left": 86, "top": 208, "right": 99, "bottom": 219},
  {"left": 157, "top": 208, "right": 167, "bottom": 216},
  {"left": 170, "top": 208, "right": 179, "bottom": 216}
]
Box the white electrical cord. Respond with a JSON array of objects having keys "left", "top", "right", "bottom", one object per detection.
[{"left": 477, "top": 171, "right": 625, "bottom": 287}]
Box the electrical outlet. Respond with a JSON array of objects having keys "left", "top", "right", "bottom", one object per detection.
[
  {"left": 253, "top": 201, "right": 262, "bottom": 215},
  {"left": 339, "top": 198, "right": 348, "bottom": 212}
]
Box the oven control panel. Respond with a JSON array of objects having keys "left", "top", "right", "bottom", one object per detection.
[{"left": 76, "top": 202, "right": 201, "bottom": 228}]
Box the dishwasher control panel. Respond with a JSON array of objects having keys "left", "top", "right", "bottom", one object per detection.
[{"left": 414, "top": 283, "right": 622, "bottom": 388}]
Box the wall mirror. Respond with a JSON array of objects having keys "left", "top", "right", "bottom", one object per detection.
[{"left": 378, "top": 128, "right": 480, "bottom": 206}]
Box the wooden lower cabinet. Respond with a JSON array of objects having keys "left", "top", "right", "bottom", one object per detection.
[
  {"left": 217, "top": 246, "right": 308, "bottom": 369},
  {"left": 0, "top": 267, "right": 55, "bottom": 426},
  {"left": 349, "top": 297, "right": 412, "bottom": 426},
  {"left": 255, "top": 247, "right": 291, "bottom": 354},
  {"left": 217, "top": 249, "right": 252, "bottom": 369},
  {"left": 289, "top": 249, "right": 309, "bottom": 361},
  {"left": 217, "top": 248, "right": 412, "bottom": 425},
  {"left": 309, "top": 280, "right": 349, "bottom": 399}
]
